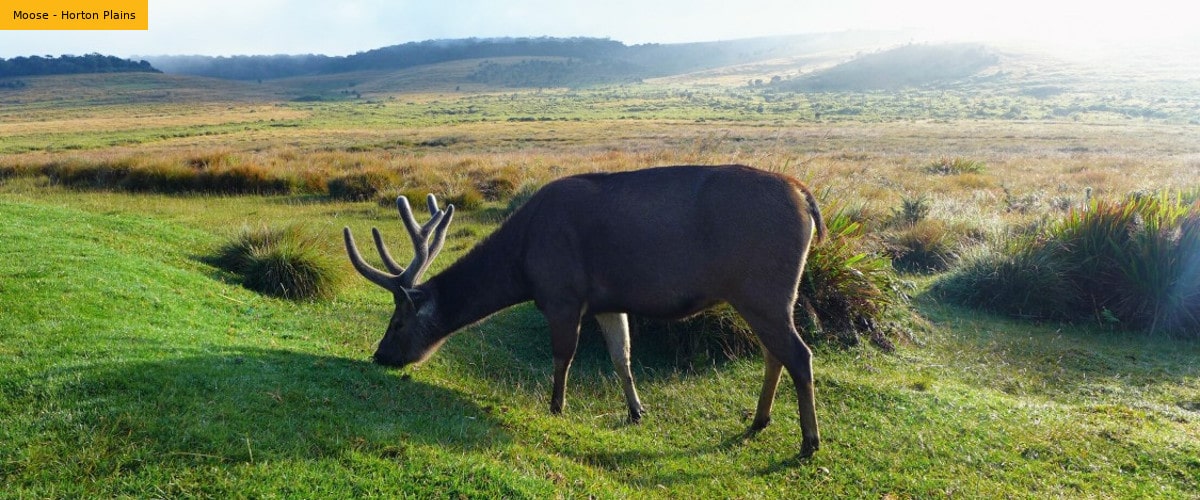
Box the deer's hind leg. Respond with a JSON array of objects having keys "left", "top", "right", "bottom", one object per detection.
[{"left": 733, "top": 301, "right": 820, "bottom": 458}]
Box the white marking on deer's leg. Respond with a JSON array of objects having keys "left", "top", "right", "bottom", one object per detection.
[
  {"left": 596, "top": 312, "right": 644, "bottom": 423},
  {"left": 752, "top": 351, "right": 783, "bottom": 431}
]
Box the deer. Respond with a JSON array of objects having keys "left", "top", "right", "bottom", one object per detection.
[{"left": 343, "top": 164, "right": 827, "bottom": 457}]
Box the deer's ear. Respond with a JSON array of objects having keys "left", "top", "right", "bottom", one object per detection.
[{"left": 395, "top": 288, "right": 428, "bottom": 312}]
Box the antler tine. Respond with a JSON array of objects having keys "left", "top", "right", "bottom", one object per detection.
[
  {"left": 370, "top": 227, "right": 405, "bottom": 275},
  {"left": 415, "top": 193, "right": 447, "bottom": 240},
  {"left": 395, "top": 196, "right": 425, "bottom": 251},
  {"left": 393, "top": 195, "right": 455, "bottom": 288},
  {"left": 343, "top": 227, "right": 401, "bottom": 292},
  {"left": 416, "top": 203, "right": 455, "bottom": 279},
  {"left": 425, "top": 193, "right": 440, "bottom": 218},
  {"left": 432, "top": 203, "right": 454, "bottom": 252}
]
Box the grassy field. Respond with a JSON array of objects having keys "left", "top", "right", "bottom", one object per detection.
[{"left": 2, "top": 70, "right": 1199, "bottom": 497}]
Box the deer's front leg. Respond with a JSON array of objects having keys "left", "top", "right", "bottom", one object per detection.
[{"left": 543, "top": 307, "right": 583, "bottom": 415}]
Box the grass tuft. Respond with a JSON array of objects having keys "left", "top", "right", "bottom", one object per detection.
[
  {"left": 887, "top": 219, "right": 961, "bottom": 274},
  {"left": 925, "top": 156, "right": 987, "bottom": 175},
  {"left": 935, "top": 193, "right": 1200, "bottom": 337},
  {"left": 503, "top": 183, "right": 543, "bottom": 218},
  {"left": 446, "top": 185, "right": 486, "bottom": 210},
  {"left": 212, "top": 225, "right": 343, "bottom": 300},
  {"left": 800, "top": 210, "right": 914, "bottom": 348},
  {"left": 327, "top": 170, "right": 400, "bottom": 201},
  {"left": 892, "top": 193, "right": 931, "bottom": 227}
]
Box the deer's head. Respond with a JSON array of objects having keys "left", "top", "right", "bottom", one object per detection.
[{"left": 344, "top": 195, "right": 454, "bottom": 367}]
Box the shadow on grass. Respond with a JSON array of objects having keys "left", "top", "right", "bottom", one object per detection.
[
  {"left": 23, "top": 346, "right": 508, "bottom": 466},
  {"left": 914, "top": 300, "right": 1200, "bottom": 395}
]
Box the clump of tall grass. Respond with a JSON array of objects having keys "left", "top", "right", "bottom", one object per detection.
[
  {"left": 633, "top": 305, "right": 755, "bottom": 369},
  {"left": 503, "top": 183, "right": 543, "bottom": 218},
  {"left": 327, "top": 170, "right": 400, "bottom": 201},
  {"left": 887, "top": 219, "right": 961, "bottom": 274},
  {"left": 211, "top": 225, "right": 343, "bottom": 300},
  {"left": 892, "top": 193, "right": 931, "bottom": 227},
  {"left": 799, "top": 211, "right": 913, "bottom": 349},
  {"left": 446, "top": 186, "right": 486, "bottom": 210},
  {"left": 934, "top": 193, "right": 1200, "bottom": 337},
  {"left": 925, "top": 156, "right": 986, "bottom": 175}
]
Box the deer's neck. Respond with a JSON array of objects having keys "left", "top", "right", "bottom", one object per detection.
[{"left": 422, "top": 231, "right": 530, "bottom": 335}]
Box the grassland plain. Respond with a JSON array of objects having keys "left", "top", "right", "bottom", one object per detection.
[{"left": 1, "top": 71, "right": 1200, "bottom": 497}]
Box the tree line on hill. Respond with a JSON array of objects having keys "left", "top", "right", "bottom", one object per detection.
[{"left": 0, "top": 54, "right": 159, "bottom": 78}]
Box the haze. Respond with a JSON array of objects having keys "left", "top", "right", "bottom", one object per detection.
[{"left": 1, "top": 0, "right": 1194, "bottom": 59}]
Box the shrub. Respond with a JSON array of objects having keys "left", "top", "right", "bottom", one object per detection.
[
  {"left": 934, "top": 193, "right": 1200, "bottom": 337},
  {"left": 931, "top": 242, "right": 1075, "bottom": 321},
  {"left": 35, "top": 156, "right": 296, "bottom": 195},
  {"left": 119, "top": 161, "right": 195, "bottom": 193},
  {"left": 196, "top": 163, "right": 292, "bottom": 195},
  {"left": 887, "top": 219, "right": 960, "bottom": 274},
  {"left": 211, "top": 225, "right": 343, "bottom": 300},
  {"left": 479, "top": 175, "right": 519, "bottom": 201}
]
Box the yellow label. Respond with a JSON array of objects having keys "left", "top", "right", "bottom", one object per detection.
[{"left": 2, "top": 0, "right": 148, "bottom": 30}]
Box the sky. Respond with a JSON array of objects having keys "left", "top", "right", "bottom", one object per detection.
[{"left": 0, "top": 0, "right": 1195, "bottom": 58}]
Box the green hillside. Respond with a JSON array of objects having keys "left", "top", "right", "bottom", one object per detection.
[{"left": 778, "top": 43, "right": 1001, "bottom": 91}]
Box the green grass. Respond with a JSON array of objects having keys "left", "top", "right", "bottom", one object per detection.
[{"left": 2, "top": 192, "right": 1197, "bottom": 497}]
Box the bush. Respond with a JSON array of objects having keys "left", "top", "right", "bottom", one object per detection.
[
  {"left": 375, "top": 186, "right": 432, "bottom": 207},
  {"left": 211, "top": 225, "right": 343, "bottom": 300},
  {"left": 633, "top": 305, "right": 756, "bottom": 369},
  {"left": 934, "top": 193, "right": 1200, "bottom": 337},
  {"left": 479, "top": 174, "right": 519, "bottom": 201},
  {"left": 35, "top": 156, "right": 296, "bottom": 195},
  {"left": 195, "top": 163, "right": 292, "bottom": 194},
  {"left": 932, "top": 242, "right": 1075, "bottom": 321}
]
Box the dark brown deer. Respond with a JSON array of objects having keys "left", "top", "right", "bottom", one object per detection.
[{"left": 344, "top": 164, "right": 827, "bottom": 457}]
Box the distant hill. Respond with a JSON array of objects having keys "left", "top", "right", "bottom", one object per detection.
[
  {"left": 143, "top": 32, "right": 913, "bottom": 87},
  {"left": 0, "top": 54, "right": 159, "bottom": 79},
  {"left": 776, "top": 43, "right": 1000, "bottom": 91}
]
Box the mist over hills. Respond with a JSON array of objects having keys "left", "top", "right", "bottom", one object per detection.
[
  {"left": 140, "top": 32, "right": 913, "bottom": 85},
  {"left": 2, "top": 31, "right": 1197, "bottom": 104}
]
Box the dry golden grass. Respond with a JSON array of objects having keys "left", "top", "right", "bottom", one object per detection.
[{"left": 4, "top": 77, "right": 1199, "bottom": 239}]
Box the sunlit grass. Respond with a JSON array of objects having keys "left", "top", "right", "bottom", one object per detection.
[
  {"left": 3, "top": 70, "right": 1200, "bottom": 496},
  {"left": 2, "top": 196, "right": 1197, "bottom": 497}
]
